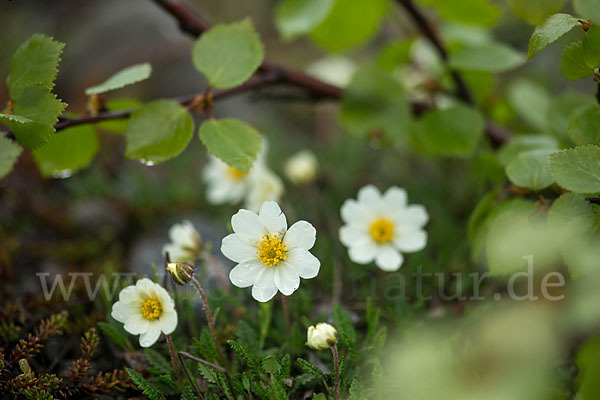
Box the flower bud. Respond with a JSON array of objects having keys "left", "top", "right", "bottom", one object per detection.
[
  {"left": 306, "top": 322, "right": 338, "bottom": 350},
  {"left": 166, "top": 262, "right": 194, "bottom": 285},
  {"left": 284, "top": 150, "right": 319, "bottom": 186}
]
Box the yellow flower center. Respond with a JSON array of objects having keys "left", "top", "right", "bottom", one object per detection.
[
  {"left": 256, "top": 233, "right": 287, "bottom": 267},
  {"left": 226, "top": 166, "right": 246, "bottom": 180},
  {"left": 369, "top": 218, "right": 394, "bottom": 243},
  {"left": 140, "top": 297, "right": 163, "bottom": 320}
]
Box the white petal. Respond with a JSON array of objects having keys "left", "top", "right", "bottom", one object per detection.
[
  {"left": 221, "top": 234, "right": 256, "bottom": 263},
  {"left": 252, "top": 268, "right": 278, "bottom": 302},
  {"left": 139, "top": 326, "right": 161, "bottom": 347},
  {"left": 159, "top": 311, "right": 178, "bottom": 335},
  {"left": 399, "top": 205, "right": 429, "bottom": 228},
  {"left": 340, "top": 199, "right": 371, "bottom": 225},
  {"left": 357, "top": 185, "right": 382, "bottom": 208},
  {"left": 162, "top": 244, "right": 186, "bottom": 262},
  {"left": 339, "top": 225, "right": 369, "bottom": 247},
  {"left": 274, "top": 263, "right": 300, "bottom": 296},
  {"left": 124, "top": 314, "right": 149, "bottom": 335},
  {"left": 229, "top": 260, "right": 265, "bottom": 288},
  {"left": 284, "top": 221, "right": 316, "bottom": 250},
  {"left": 231, "top": 209, "right": 268, "bottom": 240},
  {"left": 383, "top": 187, "right": 407, "bottom": 208},
  {"left": 286, "top": 248, "right": 320, "bottom": 279},
  {"left": 117, "top": 285, "right": 141, "bottom": 303},
  {"left": 259, "top": 201, "right": 287, "bottom": 234},
  {"left": 111, "top": 301, "right": 139, "bottom": 323},
  {"left": 395, "top": 229, "right": 427, "bottom": 252},
  {"left": 348, "top": 241, "right": 378, "bottom": 264},
  {"left": 375, "top": 246, "right": 404, "bottom": 271},
  {"left": 135, "top": 278, "right": 156, "bottom": 291}
]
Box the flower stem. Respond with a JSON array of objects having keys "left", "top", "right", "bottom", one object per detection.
[
  {"left": 281, "top": 294, "right": 291, "bottom": 335},
  {"left": 332, "top": 343, "right": 340, "bottom": 400},
  {"left": 190, "top": 276, "right": 230, "bottom": 371},
  {"left": 165, "top": 334, "right": 181, "bottom": 381},
  {"left": 178, "top": 352, "right": 204, "bottom": 399}
]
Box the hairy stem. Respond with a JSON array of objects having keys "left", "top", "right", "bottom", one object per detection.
[
  {"left": 178, "top": 352, "right": 205, "bottom": 399},
  {"left": 332, "top": 343, "right": 340, "bottom": 400},
  {"left": 166, "top": 334, "right": 182, "bottom": 381}
]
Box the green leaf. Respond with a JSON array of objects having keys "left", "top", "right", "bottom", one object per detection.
[
  {"left": 569, "top": 104, "right": 600, "bottom": 145},
  {"left": 507, "top": 79, "right": 552, "bottom": 131},
  {"left": 497, "top": 134, "right": 558, "bottom": 167},
  {"left": 548, "top": 193, "right": 596, "bottom": 235},
  {"left": 262, "top": 356, "right": 281, "bottom": 375},
  {"left": 0, "top": 113, "right": 32, "bottom": 124},
  {"left": 97, "top": 321, "right": 128, "bottom": 349},
  {"left": 562, "top": 41, "right": 594, "bottom": 80},
  {"left": 192, "top": 19, "right": 264, "bottom": 89},
  {"left": 126, "top": 368, "right": 165, "bottom": 400},
  {"left": 527, "top": 13, "right": 578, "bottom": 60},
  {"left": 11, "top": 85, "right": 67, "bottom": 150},
  {"left": 508, "top": 0, "right": 565, "bottom": 25},
  {"left": 505, "top": 149, "right": 555, "bottom": 190},
  {"left": 144, "top": 348, "right": 173, "bottom": 376},
  {"left": 576, "top": 335, "right": 600, "bottom": 399},
  {"left": 550, "top": 145, "right": 600, "bottom": 193},
  {"left": 583, "top": 25, "right": 600, "bottom": 68},
  {"left": 411, "top": 103, "right": 484, "bottom": 157},
  {"left": 275, "top": 0, "right": 334, "bottom": 40},
  {"left": 449, "top": 42, "right": 525, "bottom": 72},
  {"left": 309, "top": 0, "right": 389, "bottom": 52},
  {"left": 32, "top": 125, "right": 99, "bottom": 178},
  {"left": 7, "top": 34, "right": 64, "bottom": 92},
  {"left": 125, "top": 100, "right": 194, "bottom": 164},
  {"left": 0, "top": 137, "right": 23, "bottom": 180},
  {"left": 547, "top": 92, "right": 594, "bottom": 141},
  {"left": 296, "top": 358, "right": 328, "bottom": 382},
  {"left": 340, "top": 64, "right": 411, "bottom": 141},
  {"left": 419, "top": 0, "right": 501, "bottom": 27},
  {"left": 376, "top": 40, "right": 413, "bottom": 71},
  {"left": 198, "top": 118, "right": 261, "bottom": 173},
  {"left": 574, "top": 0, "right": 600, "bottom": 24},
  {"left": 85, "top": 63, "right": 152, "bottom": 95}
]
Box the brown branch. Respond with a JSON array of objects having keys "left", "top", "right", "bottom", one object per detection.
[{"left": 396, "top": 0, "right": 473, "bottom": 104}]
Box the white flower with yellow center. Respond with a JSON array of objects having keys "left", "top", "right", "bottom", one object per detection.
[
  {"left": 111, "top": 278, "right": 177, "bottom": 347},
  {"left": 339, "top": 185, "right": 428, "bottom": 271},
  {"left": 162, "top": 220, "right": 202, "bottom": 262},
  {"left": 221, "top": 201, "right": 320, "bottom": 302},
  {"left": 203, "top": 155, "right": 254, "bottom": 205}
]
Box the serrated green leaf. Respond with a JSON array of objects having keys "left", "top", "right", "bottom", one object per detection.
[
  {"left": 419, "top": 0, "right": 501, "bottom": 27},
  {"left": 198, "top": 118, "right": 261, "bottom": 173},
  {"left": 507, "top": 79, "right": 552, "bottom": 131},
  {"left": 32, "top": 125, "right": 99, "bottom": 178},
  {"left": 550, "top": 145, "right": 600, "bottom": 193},
  {"left": 197, "top": 363, "right": 218, "bottom": 384},
  {"left": 548, "top": 193, "right": 596, "bottom": 235},
  {"left": 11, "top": 85, "right": 67, "bottom": 149},
  {"left": 527, "top": 13, "right": 578, "bottom": 60},
  {"left": 192, "top": 19, "right": 264, "bottom": 89},
  {"left": 309, "top": 0, "right": 389, "bottom": 52},
  {"left": 509, "top": 0, "right": 565, "bottom": 25},
  {"left": 275, "top": 0, "right": 334, "bottom": 40},
  {"left": 126, "top": 368, "right": 165, "bottom": 400},
  {"left": 505, "top": 148, "right": 555, "bottom": 190},
  {"left": 0, "top": 113, "right": 32, "bottom": 124},
  {"left": 144, "top": 348, "right": 173, "bottom": 376},
  {"left": 85, "top": 63, "right": 152, "bottom": 95},
  {"left": 574, "top": 0, "right": 600, "bottom": 24},
  {"left": 411, "top": 103, "right": 484, "bottom": 157},
  {"left": 7, "top": 34, "right": 64, "bottom": 92},
  {"left": 583, "top": 25, "right": 600, "bottom": 68},
  {"left": 181, "top": 383, "right": 202, "bottom": 400},
  {"left": 262, "top": 356, "right": 281, "bottom": 375},
  {"left": 125, "top": 99, "right": 194, "bottom": 164},
  {"left": 497, "top": 135, "right": 558, "bottom": 167},
  {"left": 569, "top": 104, "right": 600, "bottom": 145},
  {"left": 449, "top": 42, "right": 525, "bottom": 72},
  {"left": 562, "top": 41, "right": 594, "bottom": 80},
  {"left": 340, "top": 64, "right": 411, "bottom": 141},
  {"left": 296, "top": 358, "right": 328, "bottom": 382},
  {"left": 0, "top": 137, "right": 23, "bottom": 180},
  {"left": 547, "top": 92, "right": 594, "bottom": 141}
]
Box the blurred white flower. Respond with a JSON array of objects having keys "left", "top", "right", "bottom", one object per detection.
[
  {"left": 111, "top": 278, "right": 177, "bottom": 347},
  {"left": 339, "top": 185, "right": 428, "bottom": 271},
  {"left": 203, "top": 155, "right": 255, "bottom": 205},
  {"left": 221, "top": 201, "right": 320, "bottom": 302},
  {"left": 306, "top": 322, "right": 338, "bottom": 350},
  {"left": 244, "top": 169, "right": 284, "bottom": 213},
  {"left": 284, "top": 150, "right": 319, "bottom": 186},
  {"left": 162, "top": 220, "right": 202, "bottom": 262},
  {"left": 306, "top": 56, "right": 357, "bottom": 88}
]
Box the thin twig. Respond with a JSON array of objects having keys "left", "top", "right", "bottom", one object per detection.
[
  {"left": 166, "top": 334, "right": 182, "bottom": 381},
  {"left": 179, "top": 351, "right": 227, "bottom": 373},
  {"left": 178, "top": 352, "right": 205, "bottom": 399}
]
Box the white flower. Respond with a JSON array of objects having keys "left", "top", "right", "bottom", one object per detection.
[
  {"left": 306, "top": 56, "right": 357, "bottom": 88},
  {"left": 284, "top": 150, "right": 319, "bottom": 186},
  {"left": 306, "top": 322, "right": 338, "bottom": 350},
  {"left": 111, "top": 278, "right": 177, "bottom": 347},
  {"left": 339, "top": 185, "right": 428, "bottom": 271},
  {"left": 162, "top": 220, "right": 202, "bottom": 262},
  {"left": 221, "top": 201, "right": 320, "bottom": 302},
  {"left": 203, "top": 155, "right": 255, "bottom": 205},
  {"left": 244, "top": 169, "right": 284, "bottom": 213}
]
